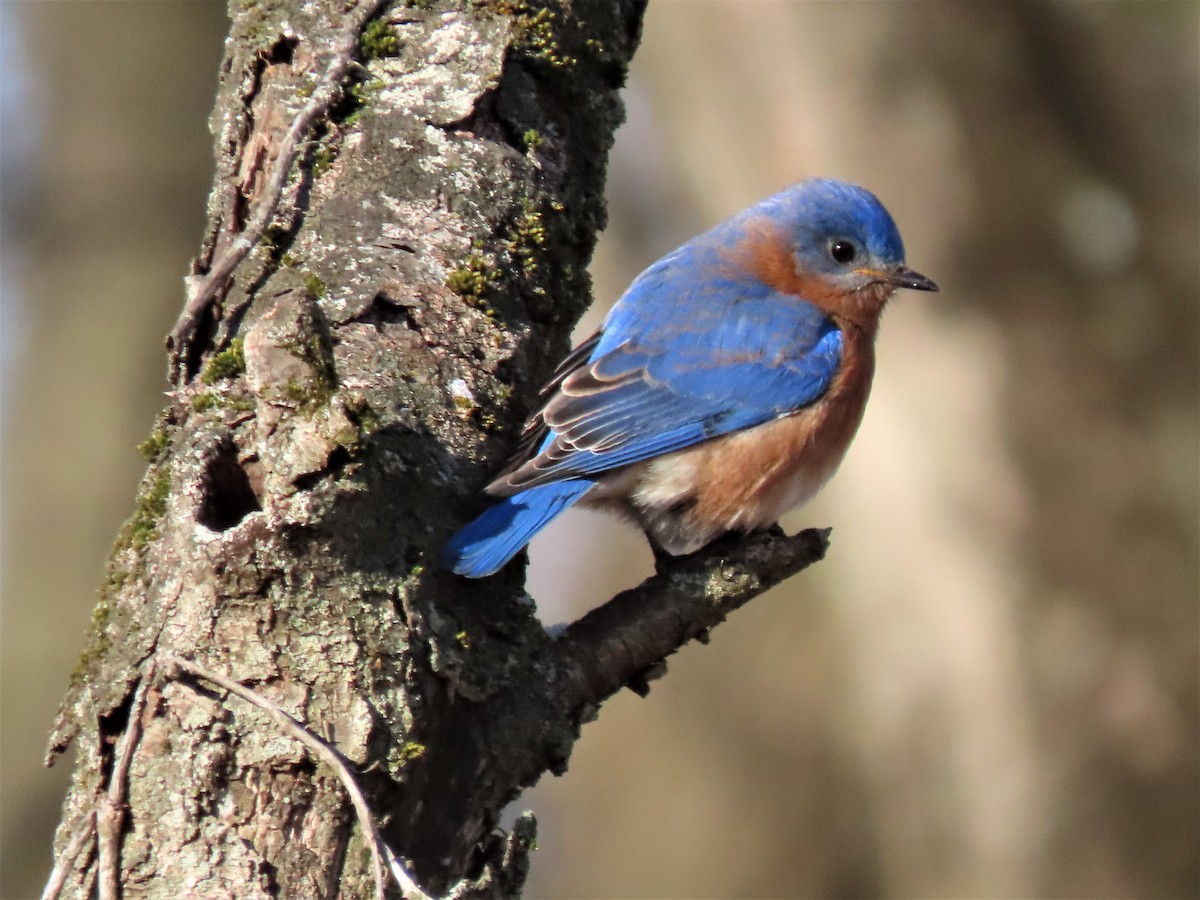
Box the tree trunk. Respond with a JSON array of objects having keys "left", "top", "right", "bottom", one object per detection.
[{"left": 43, "top": 1, "right": 827, "bottom": 896}]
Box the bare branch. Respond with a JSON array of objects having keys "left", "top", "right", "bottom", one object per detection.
[
  {"left": 45, "top": 661, "right": 158, "bottom": 900},
  {"left": 554, "top": 527, "right": 832, "bottom": 709},
  {"left": 97, "top": 659, "right": 158, "bottom": 900},
  {"left": 41, "top": 815, "right": 96, "bottom": 900}
]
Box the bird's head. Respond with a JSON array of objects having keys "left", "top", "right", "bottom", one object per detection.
[{"left": 764, "top": 178, "right": 938, "bottom": 312}]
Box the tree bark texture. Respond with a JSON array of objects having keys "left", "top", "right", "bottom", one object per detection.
[{"left": 43, "top": 1, "right": 827, "bottom": 896}]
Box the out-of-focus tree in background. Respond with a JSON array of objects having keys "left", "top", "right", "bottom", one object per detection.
[{"left": 2, "top": 2, "right": 1195, "bottom": 897}]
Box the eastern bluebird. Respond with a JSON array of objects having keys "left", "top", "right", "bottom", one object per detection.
[{"left": 443, "top": 177, "right": 937, "bottom": 578}]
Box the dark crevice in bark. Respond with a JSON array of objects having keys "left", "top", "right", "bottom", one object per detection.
[
  {"left": 351, "top": 290, "right": 424, "bottom": 332},
  {"left": 291, "top": 444, "right": 353, "bottom": 494},
  {"left": 440, "top": 85, "right": 523, "bottom": 155},
  {"left": 182, "top": 301, "right": 223, "bottom": 384},
  {"left": 263, "top": 35, "right": 299, "bottom": 66},
  {"left": 198, "top": 440, "right": 262, "bottom": 532}
]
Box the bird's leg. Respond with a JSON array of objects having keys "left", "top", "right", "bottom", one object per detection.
[{"left": 649, "top": 540, "right": 678, "bottom": 574}]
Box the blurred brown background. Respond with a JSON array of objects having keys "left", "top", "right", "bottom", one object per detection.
[{"left": 2, "top": 2, "right": 1196, "bottom": 898}]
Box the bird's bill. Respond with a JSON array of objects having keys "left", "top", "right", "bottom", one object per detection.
[
  {"left": 856, "top": 265, "right": 939, "bottom": 292},
  {"left": 887, "top": 265, "right": 939, "bottom": 292}
]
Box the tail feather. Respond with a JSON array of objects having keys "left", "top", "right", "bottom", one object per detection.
[{"left": 442, "top": 480, "right": 592, "bottom": 577}]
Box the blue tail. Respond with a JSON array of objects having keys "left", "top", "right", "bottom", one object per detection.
[{"left": 442, "top": 480, "right": 593, "bottom": 577}]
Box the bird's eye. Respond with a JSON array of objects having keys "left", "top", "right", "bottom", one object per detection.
[{"left": 830, "top": 240, "right": 857, "bottom": 264}]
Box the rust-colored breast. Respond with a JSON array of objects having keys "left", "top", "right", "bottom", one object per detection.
[{"left": 683, "top": 322, "right": 877, "bottom": 533}]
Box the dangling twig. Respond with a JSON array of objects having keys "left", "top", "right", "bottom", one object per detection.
[
  {"left": 43, "top": 659, "right": 160, "bottom": 900},
  {"left": 161, "top": 654, "right": 432, "bottom": 900},
  {"left": 96, "top": 658, "right": 159, "bottom": 900},
  {"left": 167, "top": 0, "right": 388, "bottom": 374},
  {"left": 41, "top": 814, "right": 97, "bottom": 900}
]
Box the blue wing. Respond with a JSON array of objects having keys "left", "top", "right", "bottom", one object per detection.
[{"left": 491, "top": 244, "right": 843, "bottom": 496}]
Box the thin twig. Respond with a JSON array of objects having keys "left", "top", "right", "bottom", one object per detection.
[
  {"left": 161, "top": 654, "right": 432, "bottom": 900},
  {"left": 168, "top": 0, "right": 388, "bottom": 371},
  {"left": 384, "top": 844, "right": 432, "bottom": 900},
  {"left": 96, "top": 659, "right": 158, "bottom": 900},
  {"left": 41, "top": 814, "right": 97, "bottom": 900},
  {"left": 45, "top": 661, "right": 159, "bottom": 900}
]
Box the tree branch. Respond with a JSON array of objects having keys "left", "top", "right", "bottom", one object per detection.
[{"left": 555, "top": 527, "right": 832, "bottom": 708}]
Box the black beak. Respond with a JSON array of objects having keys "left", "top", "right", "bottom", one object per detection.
[{"left": 890, "top": 266, "right": 939, "bottom": 292}]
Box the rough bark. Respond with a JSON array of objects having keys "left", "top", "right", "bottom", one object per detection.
[{"left": 43, "top": 1, "right": 829, "bottom": 896}]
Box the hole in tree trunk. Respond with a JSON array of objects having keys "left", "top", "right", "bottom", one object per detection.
[{"left": 198, "top": 442, "right": 262, "bottom": 532}]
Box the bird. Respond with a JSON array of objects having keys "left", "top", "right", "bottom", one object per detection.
[{"left": 443, "top": 177, "right": 937, "bottom": 578}]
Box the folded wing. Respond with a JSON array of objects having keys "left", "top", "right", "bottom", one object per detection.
[{"left": 490, "top": 287, "right": 843, "bottom": 497}]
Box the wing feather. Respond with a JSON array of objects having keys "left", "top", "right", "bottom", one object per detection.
[{"left": 488, "top": 301, "right": 842, "bottom": 496}]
